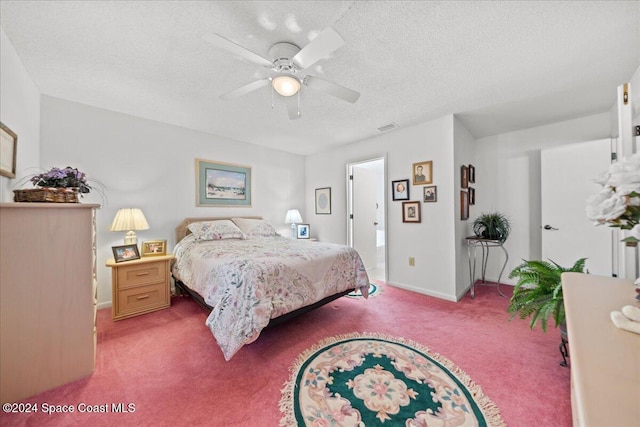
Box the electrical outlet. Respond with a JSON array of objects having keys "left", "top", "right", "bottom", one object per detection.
[{"left": 409, "top": 257, "right": 415, "bottom": 266}]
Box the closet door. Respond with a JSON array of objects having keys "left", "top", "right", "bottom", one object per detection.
[{"left": 540, "top": 139, "right": 612, "bottom": 276}]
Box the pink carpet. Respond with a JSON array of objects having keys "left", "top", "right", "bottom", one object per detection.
[{"left": 0, "top": 281, "right": 571, "bottom": 426}]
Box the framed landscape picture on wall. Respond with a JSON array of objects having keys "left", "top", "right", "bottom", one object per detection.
[{"left": 195, "top": 158, "right": 251, "bottom": 207}]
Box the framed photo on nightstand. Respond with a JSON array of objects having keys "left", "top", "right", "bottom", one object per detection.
[
  {"left": 112, "top": 244, "right": 141, "bottom": 263},
  {"left": 141, "top": 240, "right": 167, "bottom": 256},
  {"left": 297, "top": 224, "right": 310, "bottom": 239}
]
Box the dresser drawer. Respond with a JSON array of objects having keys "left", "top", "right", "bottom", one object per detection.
[
  {"left": 115, "top": 282, "right": 169, "bottom": 318},
  {"left": 116, "top": 261, "right": 166, "bottom": 289}
]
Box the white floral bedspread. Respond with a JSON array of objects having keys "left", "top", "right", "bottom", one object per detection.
[{"left": 172, "top": 235, "right": 369, "bottom": 360}]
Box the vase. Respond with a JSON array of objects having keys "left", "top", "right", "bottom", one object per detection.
[{"left": 622, "top": 244, "right": 639, "bottom": 281}]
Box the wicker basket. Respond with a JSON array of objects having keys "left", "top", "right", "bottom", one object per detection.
[{"left": 13, "top": 187, "right": 79, "bottom": 203}]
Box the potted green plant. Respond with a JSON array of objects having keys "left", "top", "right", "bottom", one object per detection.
[
  {"left": 472, "top": 212, "right": 511, "bottom": 242},
  {"left": 507, "top": 258, "right": 587, "bottom": 332}
]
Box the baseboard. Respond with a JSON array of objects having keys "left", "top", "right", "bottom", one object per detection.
[
  {"left": 480, "top": 276, "right": 516, "bottom": 286},
  {"left": 388, "top": 280, "right": 515, "bottom": 302},
  {"left": 386, "top": 281, "right": 457, "bottom": 302},
  {"left": 97, "top": 301, "right": 112, "bottom": 310}
]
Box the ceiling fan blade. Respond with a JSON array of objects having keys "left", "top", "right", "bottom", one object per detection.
[
  {"left": 292, "top": 27, "right": 345, "bottom": 70},
  {"left": 284, "top": 94, "right": 302, "bottom": 120},
  {"left": 220, "top": 79, "right": 270, "bottom": 100},
  {"left": 203, "top": 33, "right": 273, "bottom": 68},
  {"left": 304, "top": 75, "right": 360, "bottom": 103}
]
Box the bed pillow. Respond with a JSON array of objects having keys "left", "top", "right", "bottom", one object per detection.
[
  {"left": 187, "top": 220, "right": 246, "bottom": 241},
  {"left": 231, "top": 218, "right": 279, "bottom": 237}
]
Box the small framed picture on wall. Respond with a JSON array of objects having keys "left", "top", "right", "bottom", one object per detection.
[
  {"left": 315, "top": 187, "right": 331, "bottom": 214},
  {"left": 461, "top": 165, "right": 469, "bottom": 189},
  {"left": 412, "top": 161, "right": 433, "bottom": 185},
  {"left": 460, "top": 191, "right": 469, "bottom": 220},
  {"left": 402, "top": 201, "right": 421, "bottom": 223},
  {"left": 468, "top": 164, "right": 475, "bottom": 183},
  {"left": 0, "top": 122, "right": 17, "bottom": 178},
  {"left": 423, "top": 185, "right": 437, "bottom": 202},
  {"left": 392, "top": 179, "right": 410, "bottom": 201}
]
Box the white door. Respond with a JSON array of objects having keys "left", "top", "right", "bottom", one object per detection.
[
  {"left": 352, "top": 166, "right": 378, "bottom": 270},
  {"left": 541, "top": 139, "right": 613, "bottom": 276}
]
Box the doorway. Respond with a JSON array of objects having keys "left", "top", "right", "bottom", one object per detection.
[{"left": 347, "top": 157, "right": 386, "bottom": 282}]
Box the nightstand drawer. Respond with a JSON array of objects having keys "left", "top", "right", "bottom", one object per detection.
[
  {"left": 116, "top": 261, "right": 166, "bottom": 289},
  {"left": 116, "top": 282, "right": 169, "bottom": 316}
]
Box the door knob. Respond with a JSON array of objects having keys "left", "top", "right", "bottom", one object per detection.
[
  {"left": 374, "top": 222, "right": 379, "bottom": 226},
  {"left": 543, "top": 225, "right": 559, "bottom": 230}
]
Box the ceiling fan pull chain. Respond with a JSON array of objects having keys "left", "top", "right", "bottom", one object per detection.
[
  {"left": 271, "top": 83, "right": 275, "bottom": 109},
  {"left": 297, "top": 90, "right": 301, "bottom": 117}
]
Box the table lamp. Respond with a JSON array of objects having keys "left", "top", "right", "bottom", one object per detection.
[
  {"left": 285, "top": 209, "right": 302, "bottom": 238},
  {"left": 110, "top": 208, "right": 149, "bottom": 244}
]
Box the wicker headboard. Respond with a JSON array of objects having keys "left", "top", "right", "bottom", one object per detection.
[{"left": 175, "top": 216, "right": 263, "bottom": 243}]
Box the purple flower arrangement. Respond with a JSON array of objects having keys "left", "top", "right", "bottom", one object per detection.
[{"left": 30, "top": 166, "right": 92, "bottom": 194}]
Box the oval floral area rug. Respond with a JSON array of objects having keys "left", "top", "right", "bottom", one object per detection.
[{"left": 279, "top": 332, "right": 505, "bottom": 427}]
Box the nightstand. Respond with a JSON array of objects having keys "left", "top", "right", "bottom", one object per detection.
[{"left": 106, "top": 254, "right": 173, "bottom": 320}]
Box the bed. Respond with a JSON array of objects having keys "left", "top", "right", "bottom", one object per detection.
[{"left": 171, "top": 217, "right": 370, "bottom": 360}]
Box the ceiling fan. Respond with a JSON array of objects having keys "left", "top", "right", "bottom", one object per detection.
[{"left": 203, "top": 27, "right": 360, "bottom": 120}]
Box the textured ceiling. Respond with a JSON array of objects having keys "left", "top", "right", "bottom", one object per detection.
[{"left": 1, "top": 1, "right": 639, "bottom": 155}]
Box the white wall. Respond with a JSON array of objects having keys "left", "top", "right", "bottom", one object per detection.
[
  {"left": 0, "top": 28, "right": 40, "bottom": 202},
  {"left": 473, "top": 112, "right": 611, "bottom": 283},
  {"left": 631, "top": 64, "right": 640, "bottom": 126},
  {"left": 453, "top": 117, "right": 476, "bottom": 297},
  {"left": 39, "top": 96, "right": 306, "bottom": 307},
  {"left": 306, "top": 115, "right": 460, "bottom": 300}
]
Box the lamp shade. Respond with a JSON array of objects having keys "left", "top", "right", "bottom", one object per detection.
[
  {"left": 109, "top": 208, "right": 150, "bottom": 232},
  {"left": 285, "top": 209, "right": 303, "bottom": 224},
  {"left": 272, "top": 75, "right": 301, "bottom": 97}
]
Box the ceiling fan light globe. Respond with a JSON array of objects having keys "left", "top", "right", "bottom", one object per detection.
[{"left": 272, "top": 75, "right": 301, "bottom": 97}]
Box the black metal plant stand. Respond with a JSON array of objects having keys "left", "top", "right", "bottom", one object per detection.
[{"left": 559, "top": 323, "right": 569, "bottom": 367}]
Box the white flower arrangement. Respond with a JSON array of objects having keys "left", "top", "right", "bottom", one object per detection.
[{"left": 586, "top": 152, "right": 640, "bottom": 245}]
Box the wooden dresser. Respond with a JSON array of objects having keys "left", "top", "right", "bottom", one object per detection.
[
  {"left": 0, "top": 203, "right": 99, "bottom": 403},
  {"left": 562, "top": 272, "right": 640, "bottom": 427}
]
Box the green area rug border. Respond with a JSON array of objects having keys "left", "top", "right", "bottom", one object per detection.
[
  {"left": 279, "top": 332, "right": 506, "bottom": 427},
  {"left": 347, "top": 282, "right": 383, "bottom": 298}
]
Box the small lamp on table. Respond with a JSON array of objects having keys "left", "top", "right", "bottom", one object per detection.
[
  {"left": 110, "top": 208, "right": 150, "bottom": 244},
  {"left": 285, "top": 209, "right": 303, "bottom": 239}
]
